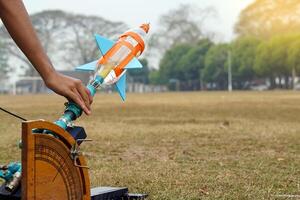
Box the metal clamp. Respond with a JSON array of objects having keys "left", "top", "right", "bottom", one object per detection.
[{"left": 70, "top": 139, "right": 92, "bottom": 169}]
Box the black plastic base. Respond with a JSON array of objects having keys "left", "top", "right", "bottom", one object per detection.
[
  {"left": 66, "top": 126, "right": 87, "bottom": 144},
  {"left": 0, "top": 184, "right": 21, "bottom": 200},
  {"left": 91, "top": 187, "right": 128, "bottom": 200},
  {"left": 0, "top": 184, "right": 147, "bottom": 200},
  {"left": 91, "top": 187, "right": 147, "bottom": 200}
]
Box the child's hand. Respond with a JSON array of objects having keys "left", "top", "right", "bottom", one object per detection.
[{"left": 45, "top": 71, "right": 93, "bottom": 115}]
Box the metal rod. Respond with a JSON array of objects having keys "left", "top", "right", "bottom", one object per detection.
[{"left": 0, "top": 107, "right": 27, "bottom": 121}]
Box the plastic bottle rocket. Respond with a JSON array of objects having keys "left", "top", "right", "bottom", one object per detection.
[
  {"left": 77, "top": 23, "right": 150, "bottom": 100},
  {"left": 54, "top": 24, "right": 150, "bottom": 130}
]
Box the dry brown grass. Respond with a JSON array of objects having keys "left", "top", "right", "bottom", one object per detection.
[{"left": 0, "top": 91, "right": 299, "bottom": 199}]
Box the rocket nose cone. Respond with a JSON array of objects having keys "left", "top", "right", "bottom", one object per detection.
[{"left": 140, "top": 23, "right": 150, "bottom": 34}]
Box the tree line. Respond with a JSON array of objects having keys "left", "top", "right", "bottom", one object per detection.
[
  {"left": 0, "top": 10, "right": 127, "bottom": 79},
  {"left": 148, "top": 0, "right": 300, "bottom": 90},
  {"left": 1, "top": 1, "right": 300, "bottom": 92},
  {"left": 149, "top": 34, "right": 300, "bottom": 90}
]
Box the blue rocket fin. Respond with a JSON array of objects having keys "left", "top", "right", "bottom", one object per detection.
[
  {"left": 75, "top": 34, "right": 115, "bottom": 72},
  {"left": 124, "top": 57, "right": 143, "bottom": 69},
  {"left": 75, "top": 60, "right": 98, "bottom": 72},
  {"left": 115, "top": 73, "right": 127, "bottom": 101},
  {"left": 94, "top": 34, "right": 115, "bottom": 55}
]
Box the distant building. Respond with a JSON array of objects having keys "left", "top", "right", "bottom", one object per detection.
[
  {"left": 14, "top": 70, "right": 167, "bottom": 94},
  {"left": 127, "top": 83, "right": 168, "bottom": 93},
  {"left": 0, "top": 87, "right": 7, "bottom": 94},
  {"left": 15, "top": 70, "right": 93, "bottom": 94},
  {"left": 15, "top": 78, "right": 47, "bottom": 94},
  {"left": 59, "top": 70, "right": 93, "bottom": 85},
  {"left": 0, "top": 74, "right": 9, "bottom": 94}
]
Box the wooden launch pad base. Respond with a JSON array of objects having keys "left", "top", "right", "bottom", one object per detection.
[{"left": 0, "top": 120, "right": 147, "bottom": 200}]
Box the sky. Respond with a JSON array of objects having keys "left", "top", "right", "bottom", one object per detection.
[{"left": 23, "top": 0, "right": 254, "bottom": 42}]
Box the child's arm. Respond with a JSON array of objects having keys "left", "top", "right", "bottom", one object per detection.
[{"left": 0, "top": 0, "right": 92, "bottom": 115}]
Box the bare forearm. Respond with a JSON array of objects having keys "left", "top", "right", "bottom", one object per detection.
[
  {"left": 0, "top": 0, "right": 55, "bottom": 80},
  {"left": 0, "top": 0, "right": 92, "bottom": 114}
]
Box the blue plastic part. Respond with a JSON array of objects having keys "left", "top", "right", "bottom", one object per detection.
[
  {"left": 55, "top": 120, "right": 67, "bottom": 130},
  {"left": 75, "top": 60, "right": 98, "bottom": 72},
  {"left": 87, "top": 85, "right": 96, "bottom": 97},
  {"left": 54, "top": 102, "right": 82, "bottom": 130},
  {"left": 0, "top": 163, "right": 21, "bottom": 182},
  {"left": 87, "top": 76, "right": 103, "bottom": 97},
  {"left": 75, "top": 35, "right": 115, "bottom": 72},
  {"left": 115, "top": 73, "right": 127, "bottom": 101},
  {"left": 54, "top": 76, "right": 104, "bottom": 130},
  {"left": 124, "top": 57, "right": 143, "bottom": 69},
  {"left": 94, "top": 34, "right": 115, "bottom": 55}
]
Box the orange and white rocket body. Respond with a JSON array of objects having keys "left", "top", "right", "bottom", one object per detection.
[{"left": 76, "top": 24, "right": 150, "bottom": 101}]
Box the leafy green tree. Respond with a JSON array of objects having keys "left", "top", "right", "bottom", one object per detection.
[
  {"left": 235, "top": 0, "right": 300, "bottom": 39},
  {"left": 255, "top": 34, "right": 298, "bottom": 88},
  {"left": 288, "top": 37, "right": 300, "bottom": 87},
  {"left": 254, "top": 41, "right": 274, "bottom": 85},
  {"left": 158, "top": 43, "right": 193, "bottom": 86},
  {"left": 149, "top": 69, "right": 162, "bottom": 85},
  {"left": 177, "top": 39, "right": 213, "bottom": 90},
  {"left": 231, "top": 37, "right": 261, "bottom": 88},
  {"left": 202, "top": 44, "right": 229, "bottom": 90},
  {"left": 288, "top": 39, "right": 300, "bottom": 71},
  {"left": 157, "top": 39, "right": 213, "bottom": 90}
]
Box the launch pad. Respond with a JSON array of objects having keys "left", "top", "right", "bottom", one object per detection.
[
  {"left": 0, "top": 120, "right": 147, "bottom": 200},
  {"left": 0, "top": 23, "right": 150, "bottom": 200}
]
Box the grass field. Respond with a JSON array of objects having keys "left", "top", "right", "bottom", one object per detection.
[{"left": 0, "top": 92, "right": 299, "bottom": 199}]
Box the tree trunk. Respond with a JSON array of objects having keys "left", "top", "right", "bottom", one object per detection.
[
  {"left": 284, "top": 75, "right": 289, "bottom": 89},
  {"left": 270, "top": 76, "right": 276, "bottom": 89},
  {"left": 292, "top": 67, "right": 296, "bottom": 90},
  {"left": 278, "top": 76, "right": 282, "bottom": 89},
  {"left": 200, "top": 78, "right": 204, "bottom": 91}
]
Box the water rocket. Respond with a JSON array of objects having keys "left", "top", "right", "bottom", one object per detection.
[
  {"left": 76, "top": 23, "right": 150, "bottom": 101},
  {"left": 55, "top": 24, "right": 150, "bottom": 130}
]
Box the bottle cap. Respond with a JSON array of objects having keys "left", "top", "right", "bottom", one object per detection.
[{"left": 140, "top": 23, "right": 150, "bottom": 34}]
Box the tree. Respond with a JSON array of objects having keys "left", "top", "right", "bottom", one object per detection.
[
  {"left": 155, "top": 39, "right": 213, "bottom": 90},
  {"left": 150, "top": 4, "right": 216, "bottom": 50},
  {"left": 158, "top": 43, "right": 193, "bottom": 86},
  {"left": 254, "top": 34, "right": 298, "bottom": 88},
  {"left": 288, "top": 37, "right": 300, "bottom": 88},
  {"left": 254, "top": 41, "right": 275, "bottom": 87},
  {"left": 63, "top": 13, "right": 127, "bottom": 67},
  {"left": 0, "top": 10, "right": 69, "bottom": 77},
  {"left": 0, "top": 10, "right": 127, "bottom": 77},
  {"left": 231, "top": 37, "right": 261, "bottom": 88},
  {"left": 148, "top": 4, "right": 217, "bottom": 67},
  {"left": 235, "top": 0, "right": 300, "bottom": 39},
  {"left": 149, "top": 69, "right": 162, "bottom": 85},
  {"left": 177, "top": 39, "right": 213, "bottom": 90},
  {"left": 202, "top": 44, "right": 229, "bottom": 90}
]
